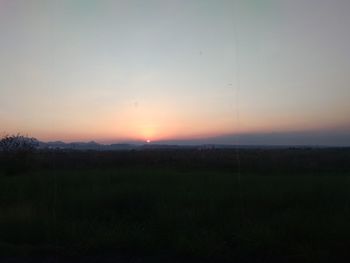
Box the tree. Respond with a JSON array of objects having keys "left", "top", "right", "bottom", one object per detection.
[{"left": 0, "top": 134, "right": 39, "bottom": 175}]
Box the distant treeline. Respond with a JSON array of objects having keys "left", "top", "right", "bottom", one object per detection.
[{"left": 1, "top": 148, "right": 349, "bottom": 174}]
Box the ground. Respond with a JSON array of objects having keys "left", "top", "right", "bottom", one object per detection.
[{"left": 1, "top": 166, "right": 350, "bottom": 262}]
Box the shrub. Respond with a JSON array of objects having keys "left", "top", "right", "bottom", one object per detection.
[{"left": 0, "top": 134, "right": 39, "bottom": 175}]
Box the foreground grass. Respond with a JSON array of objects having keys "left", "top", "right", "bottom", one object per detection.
[{"left": 0, "top": 168, "right": 350, "bottom": 262}]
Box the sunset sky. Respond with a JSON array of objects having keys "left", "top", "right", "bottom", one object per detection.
[{"left": 1, "top": 0, "right": 350, "bottom": 145}]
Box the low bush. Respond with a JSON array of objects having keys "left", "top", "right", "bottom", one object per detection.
[{"left": 0, "top": 134, "right": 38, "bottom": 175}]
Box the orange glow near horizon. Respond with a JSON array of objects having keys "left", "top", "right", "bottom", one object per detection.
[
  {"left": 19, "top": 113, "right": 350, "bottom": 144},
  {"left": 2, "top": 91, "right": 350, "bottom": 143}
]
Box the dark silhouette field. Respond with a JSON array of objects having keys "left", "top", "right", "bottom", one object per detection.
[{"left": 0, "top": 148, "right": 350, "bottom": 262}]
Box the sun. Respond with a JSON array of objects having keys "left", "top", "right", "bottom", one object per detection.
[{"left": 146, "top": 139, "right": 151, "bottom": 143}]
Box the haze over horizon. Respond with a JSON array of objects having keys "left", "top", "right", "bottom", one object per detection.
[{"left": 1, "top": 0, "right": 350, "bottom": 145}]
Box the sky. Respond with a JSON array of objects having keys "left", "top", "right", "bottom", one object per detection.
[{"left": 0, "top": 0, "right": 349, "bottom": 145}]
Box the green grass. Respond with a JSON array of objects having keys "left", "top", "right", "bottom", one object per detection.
[{"left": 0, "top": 168, "right": 350, "bottom": 262}]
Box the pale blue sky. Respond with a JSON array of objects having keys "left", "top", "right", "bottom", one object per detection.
[{"left": 0, "top": 0, "right": 349, "bottom": 144}]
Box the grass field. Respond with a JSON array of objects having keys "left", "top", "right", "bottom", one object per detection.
[{"left": 1, "top": 167, "right": 350, "bottom": 262}]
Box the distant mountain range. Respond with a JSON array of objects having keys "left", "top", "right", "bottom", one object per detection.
[
  {"left": 37, "top": 141, "right": 211, "bottom": 150},
  {"left": 36, "top": 140, "right": 336, "bottom": 151},
  {"left": 38, "top": 140, "right": 264, "bottom": 150},
  {"left": 33, "top": 129, "right": 350, "bottom": 150},
  {"left": 38, "top": 141, "right": 139, "bottom": 150}
]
